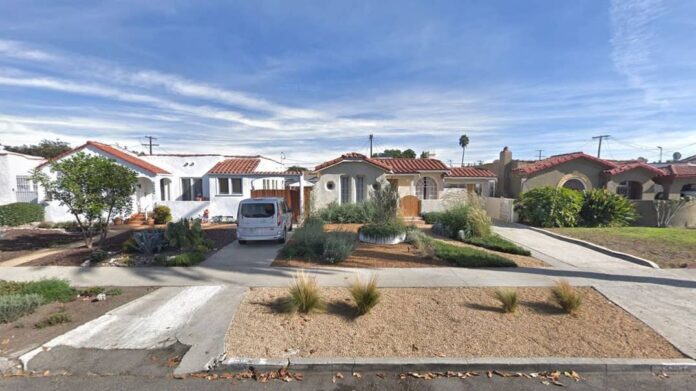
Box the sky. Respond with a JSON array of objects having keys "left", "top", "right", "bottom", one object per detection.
[{"left": 0, "top": 0, "right": 695, "bottom": 167}]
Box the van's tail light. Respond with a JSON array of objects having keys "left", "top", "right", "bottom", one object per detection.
[{"left": 277, "top": 208, "right": 282, "bottom": 226}]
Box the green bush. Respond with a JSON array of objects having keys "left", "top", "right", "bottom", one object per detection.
[
  {"left": 88, "top": 249, "right": 109, "bottom": 263},
  {"left": 317, "top": 202, "right": 376, "bottom": 223},
  {"left": 105, "top": 288, "right": 123, "bottom": 296},
  {"left": 515, "top": 187, "right": 583, "bottom": 228},
  {"left": 322, "top": 232, "right": 356, "bottom": 263},
  {"left": 370, "top": 183, "right": 399, "bottom": 223},
  {"left": 580, "top": 189, "right": 637, "bottom": 227},
  {"left": 358, "top": 220, "right": 406, "bottom": 239},
  {"left": 0, "top": 294, "right": 43, "bottom": 323},
  {"left": 152, "top": 205, "right": 172, "bottom": 224},
  {"left": 21, "top": 279, "right": 75, "bottom": 303},
  {"left": 34, "top": 312, "right": 71, "bottom": 329},
  {"left": 437, "top": 204, "right": 491, "bottom": 239},
  {"left": 431, "top": 241, "right": 516, "bottom": 267},
  {"left": 279, "top": 218, "right": 326, "bottom": 260},
  {"left": 421, "top": 212, "right": 445, "bottom": 224},
  {"left": 0, "top": 202, "right": 44, "bottom": 227},
  {"left": 78, "top": 287, "right": 105, "bottom": 297},
  {"left": 464, "top": 235, "right": 531, "bottom": 256},
  {"left": 0, "top": 280, "right": 26, "bottom": 296},
  {"left": 167, "top": 250, "right": 206, "bottom": 266}
]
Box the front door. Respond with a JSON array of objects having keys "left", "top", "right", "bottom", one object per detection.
[{"left": 399, "top": 195, "right": 421, "bottom": 217}]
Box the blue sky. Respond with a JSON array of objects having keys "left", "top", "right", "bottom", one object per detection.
[{"left": 0, "top": 0, "right": 695, "bottom": 166}]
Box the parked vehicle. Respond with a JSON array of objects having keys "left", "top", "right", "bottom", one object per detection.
[
  {"left": 681, "top": 184, "right": 696, "bottom": 198},
  {"left": 237, "top": 197, "right": 293, "bottom": 244}
]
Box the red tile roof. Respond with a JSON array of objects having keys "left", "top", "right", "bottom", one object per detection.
[
  {"left": 655, "top": 164, "right": 696, "bottom": 179},
  {"left": 207, "top": 158, "right": 260, "bottom": 174},
  {"left": 37, "top": 141, "right": 170, "bottom": 175},
  {"left": 447, "top": 167, "right": 497, "bottom": 178},
  {"left": 512, "top": 152, "right": 617, "bottom": 175},
  {"left": 375, "top": 158, "right": 449, "bottom": 173},
  {"left": 604, "top": 162, "right": 666, "bottom": 176},
  {"left": 314, "top": 153, "right": 393, "bottom": 172}
]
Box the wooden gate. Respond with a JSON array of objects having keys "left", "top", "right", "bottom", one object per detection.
[
  {"left": 399, "top": 195, "right": 421, "bottom": 217},
  {"left": 250, "top": 189, "right": 305, "bottom": 222}
]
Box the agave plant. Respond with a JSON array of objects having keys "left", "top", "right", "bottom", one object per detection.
[{"left": 131, "top": 230, "right": 166, "bottom": 255}]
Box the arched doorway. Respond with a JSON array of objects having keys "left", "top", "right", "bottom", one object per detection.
[{"left": 415, "top": 177, "right": 438, "bottom": 200}]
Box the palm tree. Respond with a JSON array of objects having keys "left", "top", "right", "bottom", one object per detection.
[{"left": 459, "top": 134, "right": 469, "bottom": 167}]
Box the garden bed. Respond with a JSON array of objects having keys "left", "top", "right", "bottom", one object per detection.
[
  {"left": 0, "top": 285, "right": 152, "bottom": 356},
  {"left": 225, "top": 287, "right": 683, "bottom": 359},
  {"left": 547, "top": 227, "right": 696, "bottom": 268},
  {"left": 0, "top": 228, "right": 83, "bottom": 263}
]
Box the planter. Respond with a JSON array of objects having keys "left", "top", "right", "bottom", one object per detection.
[
  {"left": 358, "top": 232, "right": 406, "bottom": 245},
  {"left": 147, "top": 217, "right": 155, "bottom": 226},
  {"left": 113, "top": 217, "right": 123, "bottom": 225}
]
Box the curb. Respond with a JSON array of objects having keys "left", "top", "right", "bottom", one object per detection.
[
  {"left": 528, "top": 227, "right": 660, "bottom": 269},
  {"left": 216, "top": 357, "right": 696, "bottom": 374}
]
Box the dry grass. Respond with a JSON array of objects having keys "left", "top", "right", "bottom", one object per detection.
[
  {"left": 494, "top": 288, "right": 518, "bottom": 313},
  {"left": 226, "top": 287, "right": 683, "bottom": 359},
  {"left": 550, "top": 280, "right": 582, "bottom": 314},
  {"left": 348, "top": 275, "right": 381, "bottom": 315},
  {"left": 282, "top": 271, "right": 324, "bottom": 314}
]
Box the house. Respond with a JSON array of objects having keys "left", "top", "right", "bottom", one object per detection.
[
  {"left": 0, "top": 150, "right": 45, "bottom": 205},
  {"left": 311, "top": 153, "right": 496, "bottom": 215},
  {"left": 484, "top": 147, "right": 665, "bottom": 200},
  {"left": 37, "top": 141, "right": 304, "bottom": 222},
  {"left": 653, "top": 164, "right": 696, "bottom": 200}
]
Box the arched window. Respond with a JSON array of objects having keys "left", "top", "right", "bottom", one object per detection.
[
  {"left": 562, "top": 179, "right": 585, "bottom": 191},
  {"left": 617, "top": 181, "right": 643, "bottom": 200},
  {"left": 416, "top": 177, "right": 438, "bottom": 200}
]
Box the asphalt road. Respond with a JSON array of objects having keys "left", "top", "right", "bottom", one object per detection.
[{"left": 1, "top": 370, "right": 693, "bottom": 390}]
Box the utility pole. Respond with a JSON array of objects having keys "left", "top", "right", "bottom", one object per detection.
[
  {"left": 369, "top": 134, "right": 373, "bottom": 157},
  {"left": 592, "top": 135, "right": 610, "bottom": 158},
  {"left": 536, "top": 149, "right": 544, "bottom": 161},
  {"left": 657, "top": 146, "right": 663, "bottom": 163},
  {"left": 142, "top": 136, "right": 159, "bottom": 155}
]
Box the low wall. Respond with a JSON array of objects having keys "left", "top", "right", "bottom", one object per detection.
[
  {"left": 633, "top": 200, "right": 696, "bottom": 228},
  {"left": 157, "top": 201, "right": 210, "bottom": 220},
  {"left": 484, "top": 197, "right": 518, "bottom": 223},
  {"left": 421, "top": 199, "right": 445, "bottom": 213}
]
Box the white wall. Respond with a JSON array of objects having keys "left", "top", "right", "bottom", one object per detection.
[
  {"left": 313, "top": 161, "right": 388, "bottom": 210},
  {"left": 0, "top": 152, "right": 45, "bottom": 205}
]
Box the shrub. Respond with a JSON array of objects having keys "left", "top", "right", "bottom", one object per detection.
[
  {"left": 0, "top": 280, "right": 26, "bottom": 296},
  {"left": 194, "top": 244, "right": 210, "bottom": 254},
  {"left": 464, "top": 235, "right": 531, "bottom": 256},
  {"left": 370, "top": 183, "right": 399, "bottom": 223},
  {"left": 0, "top": 294, "right": 43, "bottom": 323},
  {"left": 322, "top": 232, "right": 355, "bottom": 263},
  {"left": 405, "top": 229, "right": 436, "bottom": 257},
  {"left": 167, "top": 250, "right": 206, "bottom": 266},
  {"left": 580, "top": 189, "right": 637, "bottom": 227},
  {"left": 153, "top": 254, "right": 167, "bottom": 265},
  {"left": 515, "top": 187, "right": 583, "bottom": 228},
  {"left": 317, "top": 202, "right": 375, "bottom": 223},
  {"left": 78, "top": 287, "right": 105, "bottom": 297},
  {"left": 105, "top": 288, "right": 123, "bottom": 296},
  {"left": 165, "top": 219, "right": 204, "bottom": 250},
  {"left": 421, "top": 212, "right": 445, "bottom": 224},
  {"left": 283, "top": 271, "right": 324, "bottom": 314},
  {"left": 21, "top": 279, "right": 75, "bottom": 303},
  {"left": 494, "top": 288, "right": 518, "bottom": 313},
  {"left": 129, "top": 230, "right": 166, "bottom": 255},
  {"left": 550, "top": 280, "right": 582, "bottom": 314},
  {"left": 0, "top": 202, "right": 44, "bottom": 227},
  {"left": 279, "top": 218, "right": 326, "bottom": 260},
  {"left": 88, "top": 249, "right": 109, "bottom": 263},
  {"left": 34, "top": 312, "right": 71, "bottom": 329},
  {"left": 431, "top": 241, "right": 516, "bottom": 267},
  {"left": 438, "top": 204, "right": 491, "bottom": 239},
  {"left": 152, "top": 205, "right": 172, "bottom": 224},
  {"left": 348, "top": 275, "right": 381, "bottom": 315},
  {"left": 358, "top": 220, "right": 406, "bottom": 239}
]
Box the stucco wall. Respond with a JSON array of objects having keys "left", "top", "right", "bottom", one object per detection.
[
  {"left": 633, "top": 200, "right": 696, "bottom": 227},
  {"left": 515, "top": 159, "right": 607, "bottom": 197},
  {"left": 313, "top": 161, "right": 387, "bottom": 210},
  {"left": 605, "top": 169, "right": 658, "bottom": 200},
  {"left": 0, "top": 153, "right": 45, "bottom": 205}
]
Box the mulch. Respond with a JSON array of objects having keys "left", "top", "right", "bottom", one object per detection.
[{"left": 0, "top": 229, "right": 82, "bottom": 262}]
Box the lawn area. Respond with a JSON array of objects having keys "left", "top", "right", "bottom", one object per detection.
[
  {"left": 549, "top": 227, "right": 696, "bottom": 268},
  {"left": 226, "top": 287, "right": 683, "bottom": 359}
]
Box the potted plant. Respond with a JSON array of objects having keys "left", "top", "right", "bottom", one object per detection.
[
  {"left": 113, "top": 216, "right": 123, "bottom": 225},
  {"left": 147, "top": 215, "right": 155, "bottom": 226}
]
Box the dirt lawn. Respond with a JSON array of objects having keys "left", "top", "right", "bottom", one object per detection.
[
  {"left": 0, "top": 287, "right": 153, "bottom": 356},
  {"left": 0, "top": 229, "right": 82, "bottom": 262},
  {"left": 226, "top": 287, "right": 683, "bottom": 359}
]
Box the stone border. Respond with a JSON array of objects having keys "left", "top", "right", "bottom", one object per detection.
[
  {"left": 216, "top": 356, "right": 696, "bottom": 374},
  {"left": 528, "top": 227, "right": 660, "bottom": 269}
]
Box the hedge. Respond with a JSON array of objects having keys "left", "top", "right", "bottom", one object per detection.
[{"left": 0, "top": 202, "right": 44, "bottom": 227}]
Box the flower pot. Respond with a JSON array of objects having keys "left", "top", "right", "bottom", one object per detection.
[
  {"left": 147, "top": 218, "right": 155, "bottom": 226},
  {"left": 113, "top": 217, "right": 123, "bottom": 225}
]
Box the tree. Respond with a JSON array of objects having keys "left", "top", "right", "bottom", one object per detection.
[
  {"left": 673, "top": 152, "right": 682, "bottom": 162},
  {"left": 33, "top": 153, "right": 138, "bottom": 248},
  {"left": 420, "top": 151, "right": 431, "bottom": 158},
  {"left": 459, "top": 134, "right": 469, "bottom": 167},
  {"left": 4, "top": 139, "right": 71, "bottom": 159},
  {"left": 374, "top": 148, "right": 418, "bottom": 158},
  {"left": 402, "top": 149, "right": 416, "bottom": 159},
  {"left": 287, "top": 165, "right": 308, "bottom": 172}
]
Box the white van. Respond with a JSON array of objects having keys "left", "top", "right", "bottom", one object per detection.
[{"left": 237, "top": 197, "right": 293, "bottom": 244}]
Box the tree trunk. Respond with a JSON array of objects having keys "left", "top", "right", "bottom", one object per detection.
[{"left": 461, "top": 146, "right": 466, "bottom": 167}]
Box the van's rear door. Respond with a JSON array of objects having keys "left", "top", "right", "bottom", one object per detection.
[{"left": 239, "top": 202, "right": 276, "bottom": 228}]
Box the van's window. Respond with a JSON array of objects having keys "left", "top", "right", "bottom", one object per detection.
[{"left": 241, "top": 203, "right": 275, "bottom": 218}]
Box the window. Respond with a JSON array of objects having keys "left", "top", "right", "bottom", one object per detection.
[
  {"left": 340, "top": 176, "right": 351, "bottom": 204},
  {"left": 562, "top": 179, "right": 585, "bottom": 191},
  {"left": 216, "top": 178, "right": 242, "bottom": 195},
  {"left": 160, "top": 179, "right": 171, "bottom": 201},
  {"left": 181, "top": 178, "right": 203, "bottom": 201},
  {"left": 241, "top": 203, "right": 275, "bottom": 218},
  {"left": 617, "top": 181, "right": 642, "bottom": 200},
  {"left": 326, "top": 181, "right": 335, "bottom": 191},
  {"left": 15, "top": 176, "right": 38, "bottom": 203},
  {"left": 416, "top": 177, "right": 438, "bottom": 200},
  {"left": 355, "top": 176, "right": 365, "bottom": 203}
]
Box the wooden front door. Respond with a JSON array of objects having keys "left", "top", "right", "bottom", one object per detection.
[{"left": 399, "top": 195, "right": 421, "bottom": 217}]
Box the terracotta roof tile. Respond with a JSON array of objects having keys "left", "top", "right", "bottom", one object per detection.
[
  {"left": 207, "top": 158, "right": 260, "bottom": 174},
  {"left": 447, "top": 167, "right": 497, "bottom": 178},
  {"left": 655, "top": 164, "right": 696, "bottom": 179},
  {"left": 314, "top": 153, "right": 393, "bottom": 172},
  {"left": 37, "top": 141, "right": 170, "bottom": 175},
  {"left": 604, "top": 162, "right": 666, "bottom": 176},
  {"left": 512, "top": 152, "right": 617, "bottom": 175},
  {"left": 375, "top": 158, "right": 449, "bottom": 173}
]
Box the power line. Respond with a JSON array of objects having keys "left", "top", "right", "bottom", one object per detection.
[{"left": 592, "top": 135, "right": 610, "bottom": 158}]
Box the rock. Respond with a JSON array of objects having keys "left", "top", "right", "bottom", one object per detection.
[{"left": 96, "top": 293, "right": 107, "bottom": 301}]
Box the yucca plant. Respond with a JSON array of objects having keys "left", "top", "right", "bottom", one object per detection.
[
  {"left": 283, "top": 270, "right": 324, "bottom": 314},
  {"left": 494, "top": 288, "right": 518, "bottom": 313},
  {"left": 348, "top": 275, "right": 381, "bottom": 315},
  {"left": 550, "top": 280, "right": 582, "bottom": 314}
]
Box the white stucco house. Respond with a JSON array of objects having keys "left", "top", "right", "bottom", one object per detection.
[
  {"left": 37, "top": 141, "right": 304, "bottom": 222},
  {"left": 0, "top": 150, "right": 45, "bottom": 205},
  {"left": 311, "top": 153, "right": 497, "bottom": 214}
]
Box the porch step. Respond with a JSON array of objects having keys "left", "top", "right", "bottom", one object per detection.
[
  {"left": 402, "top": 216, "right": 425, "bottom": 225},
  {"left": 127, "top": 213, "right": 147, "bottom": 225}
]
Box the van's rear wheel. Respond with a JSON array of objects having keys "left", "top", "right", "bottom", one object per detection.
[
  {"left": 238, "top": 240, "right": 247, "bottom": 245},
  {"left": 277, "top": 229, "right": 287, "bottom": 244}
]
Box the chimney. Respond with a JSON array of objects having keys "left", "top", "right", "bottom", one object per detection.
[
  {"left": 500, "top": 146, "right": 512, "bottom": 166},
  {"left": 498, "top": 147, "right": 513, "bottom": 197}
]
